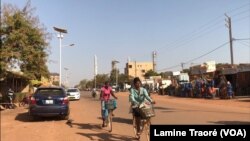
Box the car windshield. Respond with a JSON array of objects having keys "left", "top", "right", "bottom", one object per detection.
[
  {"left": 67, "top": 89, "right": 78, "bottom": 92},
  {"left": 36, "top": 88, "right": 64, "bottom": 96}
]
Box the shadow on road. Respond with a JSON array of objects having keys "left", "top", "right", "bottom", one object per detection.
[
  {"left": 68, "top": 122, "right": 137, "bottom": 140},
  {"left": 15, "top": 112, "right": 31, "bottom": 122},
  {"left": 77, "top": 132, "right": 136, "bottom": 141},
  {"left": 166, "top": 108, "right": 250, "bottom": 115},
  {"left": 95, "top": 117, "right": 132, "bottom": 125},
  {"left": 237, "top": 99, "right": 250, "bottom": 102},
  {"left": 67, "top": 122, "right": 102, "bottom": 132},
  {"left": 113, "top": 117, "right": 132, "bottom": 125},
  {"left": 210, "top": 121, "right": 250, "bottom": 125},
  {"left": 154, "top": 106, "right": 172, "bottom": 110},
  {"left": 154, "top": 106, "right": 176, "bottom": 113},
  {"left": 15, "top": 112, "right": 65, "bottom": 122}
]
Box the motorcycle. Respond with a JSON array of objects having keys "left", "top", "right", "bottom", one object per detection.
[{"left": 92, "top": 89, "right": 97, "bottom": 98}]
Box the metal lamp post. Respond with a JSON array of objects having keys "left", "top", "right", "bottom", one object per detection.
[
  {"left": 64, "top": 67, "right": 69, "bottom": 87},
  {"left": 114, "top": 61, "right": 119, "bottom": 86},
  {"left": 53, "top": 27, "right": 67, "bottom": 87}
]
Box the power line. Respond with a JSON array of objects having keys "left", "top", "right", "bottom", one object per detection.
[
  {"left": 157, "top": 64, "right": 180, "bottom": 72},
  {"left": 235, "top": 40, "right": 250, "bottom": 47},
  {"left": 157, "top": 41, "right": 229, "bottom": 72},
  {"left": 184, "top": 41, "right": 229, "bottom": 64},
  {"left": 233, "top": 15, "right": 250, "bottom": 23},
  {"left": 133, "top": 2, "right": 250, "bottom": 62},
  {"left": 235, "top": 40, "right": 250, "bottom": 63},
  {"left": 157, "top": 19, "right": 224, "bottom": 52},
  {"left": 226, "top": 2, "right": 250, "bottom": 14},
  {"left": 231, "top": 9, "right": 250, "bottom": 17},
  {"left": 160, "top": 2, "right": 250, "bottom": 53},
  {"left": 234, "top": 38, "right": 250, "bottom": 41},
  {"left": 238, "top": 41, "right": 249, "bottom": 47},
  {"left": 165, "top": 24, "right": 224, "bottom": 52}
]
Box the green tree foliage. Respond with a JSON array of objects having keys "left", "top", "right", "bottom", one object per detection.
[
  {"left": 118, "top": 73, "right": 131, "bottom": 84},
  {"left": 182, "top": 68, "right": 190, "bottom": 74},
  {"left": 144, "top": 69, "right": 160, "bottom": 78},
  {"left": 78, "top": 79, "right": 88, "bottom": 90},
  {"left": 78, "top": 74, "right": 110, "bottom": 89},
  {"left": 0, "top": 2, "right": 50, "bottom": 80},
  {"left": 95, "top": 74, "right": 110, "bottom": 87},
  {"left": 78, "top": 72, "right": 134, "bottom": 90},
  {"left": 110, "top": 68, "right": 119, "bottom": 85}
]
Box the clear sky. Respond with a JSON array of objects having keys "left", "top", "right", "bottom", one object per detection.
[{"left": 2, "top": 0, "right": 250, "bottom": 86}]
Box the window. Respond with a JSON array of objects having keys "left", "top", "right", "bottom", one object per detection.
[
  {"left": 67, "top": 88, "right": 79, "bottom": 92},
  {"left": 36, "top": 88, "right": 64, "bottom": 96},
  {"left": 129, "top": 65, "right": 132, "bottom": 68},
  {"left": 142, "top": 70, "right": 146, "bottom": 73}
]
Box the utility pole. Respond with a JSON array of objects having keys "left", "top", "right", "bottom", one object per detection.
[
  {"left": 112, "top": 60, "right": 119, "bottom": 86},
  {"left": 152, "top": 51, "right": 157, "bottom": 71},
  {"left": 225, "top": 14, "right": 234, "bottom": 65},
  {"left": 181, "top": 63, "right": 185, "bottom": 72},
  {"left": 94, "top": 55, "right": 97, "bottom": 89},
  {"left": 135, "top": 61, "right": 137, "bottom": 77},
  {"left": 64, "top": 67, "right": 69, "bottom": 87}
]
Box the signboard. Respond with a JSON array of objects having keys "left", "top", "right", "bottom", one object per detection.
[
  {"left": 204, "top": 61, "right": 216, "bottom": 73},
  {"left": 173, "top": 71, "right": 180, "bottom": 76}
]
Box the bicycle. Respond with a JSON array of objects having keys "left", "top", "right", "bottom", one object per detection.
[
  {"left": 4, "top": 95, "right": 15, "bottom": 109},
  {"left": 104, "top": 99, "right": 117, "bottom": 132},
  {"left": 132, "top": 102, "right": 155, "bottom": 141}
]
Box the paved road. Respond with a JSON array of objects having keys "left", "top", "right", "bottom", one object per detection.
[{"left": 1, "top": 91, "right": 250, "bottom": 141}]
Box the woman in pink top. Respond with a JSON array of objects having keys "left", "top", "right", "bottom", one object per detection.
[{"left": 100, "top": 81, "right": 118, "bottom": 127}]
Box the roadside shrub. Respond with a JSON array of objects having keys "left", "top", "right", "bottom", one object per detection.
[{"left": 13, "top": 93, "right": 27, "bottom": 103}]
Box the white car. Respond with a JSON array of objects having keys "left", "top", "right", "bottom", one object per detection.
[
  {"left": 67, "top": 88, "right": 80, "bottom": 100},
  {"left": 111, "top": 85, "right": 116, "bottom": 93}
]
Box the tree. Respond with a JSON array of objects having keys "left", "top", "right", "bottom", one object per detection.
[
  {"left": 95, "top": 74, "right": 109, "bottom": 87},
  {"left": 78, "top": 79, "right": 88, "bottom": 90},
  {"left": 0, "top": 1, "right": 50, "bottom": 80},
  {"left": 110, "top": 68, "right": 119, "bottom": 85},
  {"left": 182, "top": 68, "right": 190, "bottom": 74},
  {"left": 118, "top": 73, "right": 130, "bottom": 84},
  {"left": 144, "top": 70, "right": 159, "bottom": 78}
]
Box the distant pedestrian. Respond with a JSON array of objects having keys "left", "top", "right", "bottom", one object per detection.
[
  {"left": 7, "top": 88, "right": 14, "bottom": 109},
  {"left": 100, "top": 81, "right": 118, "bottom": 127},
  {"left": 227, "top": 81, "right": 233, "bottom": 99},
  {"left": 218, "top": 75, "right": 227, "bottom": 99}
]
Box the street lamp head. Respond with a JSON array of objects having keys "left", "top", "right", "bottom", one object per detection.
[
  {"left": 62, "top": 44, "right": 75, "bottom": 47},
  {"left": 113, "top": 60, "right": 119, "bottom": 63},
  {"left": 53, "top": 26, "right": 68, "bottom": 33}
]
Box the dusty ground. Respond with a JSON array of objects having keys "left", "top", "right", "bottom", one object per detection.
[{"left": 1, "top": 91, "right": 249, "bottom": 141}]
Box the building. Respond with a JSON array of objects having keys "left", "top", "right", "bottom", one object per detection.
[
  {"left": 190, "top": 62, "right": 250, "bottom": 96},
  {"left": 217, "top": 64, "right": 250, "bottom": 96},
  {"left": 0, "top": 71, "right": 30, "bottom": 97},
  {"left": 125, "top": 62, "right": 153, "bottom": 80}
]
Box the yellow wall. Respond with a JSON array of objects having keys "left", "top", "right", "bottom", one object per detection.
[{"left": 125, "top": 62, "right": 153, "bottom": 80}]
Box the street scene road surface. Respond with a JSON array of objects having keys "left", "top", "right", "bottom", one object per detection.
[
  {"left": 1, "top": 1, "right": 250, "bottom": 141},
  {"left": 1, "top": 91, "right": 249, "bottom": 141}
]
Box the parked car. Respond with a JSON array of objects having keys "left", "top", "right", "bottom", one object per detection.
[
  {"left": 29, "top": 87, "right": 70, "bottom": 120},
  {"left": 66, "top": 88, "right": 81, "bottom": 100},
  {"left": 111, "top": 85, "right": 117, "bottom": 93}
]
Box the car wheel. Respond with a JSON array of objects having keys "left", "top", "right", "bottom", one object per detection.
[
  {"left": 61, "top": 109, "right": 70, "bottom": 120},
  {"left": 61, "top": 114, "right": 69, "bottom": 120}
]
